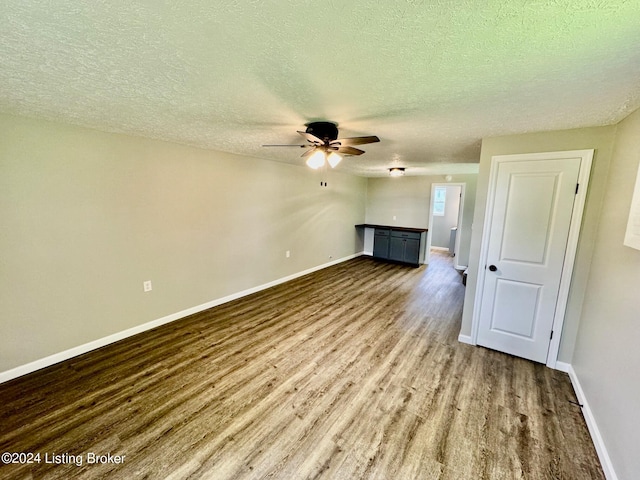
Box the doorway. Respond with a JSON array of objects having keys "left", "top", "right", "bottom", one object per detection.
[
  {"left": 427, "top": 183, "right": 465, "bottom": 269},
  {"left": 470, "top": 150, "right": 593, "bottom": 367}
]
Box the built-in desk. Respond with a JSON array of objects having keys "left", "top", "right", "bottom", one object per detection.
[{"left": 355, "top": 224, "right": 428, "bottom": 267}]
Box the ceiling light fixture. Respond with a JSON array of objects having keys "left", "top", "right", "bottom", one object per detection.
[
  {"left": 306, "top": 150, "right": 343, "bottom": 170},
  {"left": 327, "top": 152, "right": 342, "bottom": 168},
  {"left": 306, "top": 150, "right": 326, "bottom": 169},
  {"left": 389, "top": 167, "right": 405, "bottom": 177}
]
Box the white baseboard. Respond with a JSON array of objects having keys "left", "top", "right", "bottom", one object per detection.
[
  {"left": 565, "top": 364, "right": 618, "bottom": 480},
  {"left": 0, "top": 252, "right": 363, "bottom": 384},
  {"left": 457, "top": 334, "right": 474, "bottom": 345},
  {"left": 430, "top": 246, "right": 449, "bottom": 251},
  {"left": 554, "top": 361, "right": 571, "bottom": 373}
]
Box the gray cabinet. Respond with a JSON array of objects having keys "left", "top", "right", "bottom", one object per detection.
[
  {"left": 389, "top": 230, "right": 421, "bottom": 265},
  {"left": 373, "top": 228, "right": 391, "bottom": 259},
  {"left": 369, "top": 227, "right": 425, "bottom": 266},
  {"left": 389, "top": 235, "right": 404, "bottom": 261}
]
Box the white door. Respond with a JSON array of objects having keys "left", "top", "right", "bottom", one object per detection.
[{"left": 477, "top": 154, "right": 582, "bottom": 363}]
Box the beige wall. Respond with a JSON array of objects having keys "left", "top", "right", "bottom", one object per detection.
[
  {"left": 0, "top": 113, "right": 367, "bottom": 372},
  {"left": 366, "top": 174, "right": 477, "bottom": 267},
  {"left": 460, "top": 125, "right": 617, "bottom": 362},
  {"left": 571, "top": 108, "right": 640, "bottom": 479}
]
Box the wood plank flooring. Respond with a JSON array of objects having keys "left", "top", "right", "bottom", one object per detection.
[{"left": 0, "top": 252, "right": 604, "bottom": 479}]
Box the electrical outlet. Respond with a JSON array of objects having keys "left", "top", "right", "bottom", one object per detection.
[
  {"left": 286, "top": 250, "right": 290, "bottom": 258},
  {"left": 393, "top": 215, "right": 397, "bottom": 220},
  {"left": 143, "top": 280, "right": 152, "bottom": 292}
]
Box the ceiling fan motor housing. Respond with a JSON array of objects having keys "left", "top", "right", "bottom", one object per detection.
[{"left": 306, "top": 121, "right": 339, "bottom": 142}]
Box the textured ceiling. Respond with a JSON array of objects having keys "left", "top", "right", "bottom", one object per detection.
[{"left": 1, "top": 1, "right": 640, "bottom": 176}]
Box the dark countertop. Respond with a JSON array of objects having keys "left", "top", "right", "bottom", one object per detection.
[{"left": 355, "top": 223, "right": 428, "bottom": 233}]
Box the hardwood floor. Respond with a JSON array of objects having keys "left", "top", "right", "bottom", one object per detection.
[{"left": 0, "top": 252, "right": 604, "bottom": 479}]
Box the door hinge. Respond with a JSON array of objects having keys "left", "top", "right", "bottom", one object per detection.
[
  {"left": 575, "top": 183, "right": 579, "bottom": 194},
  {"left": 550, "top": 330, "right": 554, "bottom": 340}
]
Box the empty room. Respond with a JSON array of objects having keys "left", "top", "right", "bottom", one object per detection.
[{"left": 1, "top": 2, "right": 639, "bottom": 479}]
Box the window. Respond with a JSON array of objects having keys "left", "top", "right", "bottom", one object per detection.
[{"left": 433, "top": 187, "right": 446, "bottom": 216}]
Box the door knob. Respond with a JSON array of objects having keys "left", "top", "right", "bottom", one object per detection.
[{"left": 489, "top": 265, "right": 498, "bottom": 272}]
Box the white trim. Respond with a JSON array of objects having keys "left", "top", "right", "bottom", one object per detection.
[
  {"left": 453, "top": 186, "right": 466, "bottom": 270},
  {"left": 457, "top": 334, "right": 474, "bottom": 345},
  {"left": 554, "top": 361, "right": 571, "bottom": 373},
  {"left": 470, "top": 150, "right": 594, "bottom": 368},
  {"left": 430, "top": 246, "right": 449, "bottom": 251},
  {"left": 566, "top": 364, "right": 619, "bottom": 480},
  {"left": 0, "top": 252, "right": 363, "bottom": 384},
  {"left": 546, "top": 150, "right": 593, "bottom": 367}
]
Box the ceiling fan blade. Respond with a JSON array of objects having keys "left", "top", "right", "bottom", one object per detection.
[
  {"left": 331, "top": 135, "right": 380, "bottom": 146},
  {"left": 297, "top": 131, "right": 324, "bottom": 145},
  {"left": 262, "top": 144, "right": 307, "bottom": 147},
  {"left": 301, "top": 147, "right": 317, "bottom": 158},
  {"left": 335, "top": 146, "right": 365, "bottom": 156}
]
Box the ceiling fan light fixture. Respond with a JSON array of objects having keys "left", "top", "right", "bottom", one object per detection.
[
  {"left": 306, "top": 150, "right": 325, "bottom": 169},
  {"left": 389, "top": 167, "right": 405, "bottom": 177},
  {"left": 327, "top": 152, "right": 342, "bottom": 168},
  {"left": 262, "top": 121, "right": 379, "bottom": 169}
]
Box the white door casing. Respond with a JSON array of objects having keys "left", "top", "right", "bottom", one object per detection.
[{"left": 472, "top": 150, "right": 593, "bottom": 366}]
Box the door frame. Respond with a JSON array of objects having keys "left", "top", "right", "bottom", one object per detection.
[
  {"left": 470, "top": 149, "right": 594, "bottom": 368},
  {"left": 426, "top": 182, "right": 466, "bottom": 268}
]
